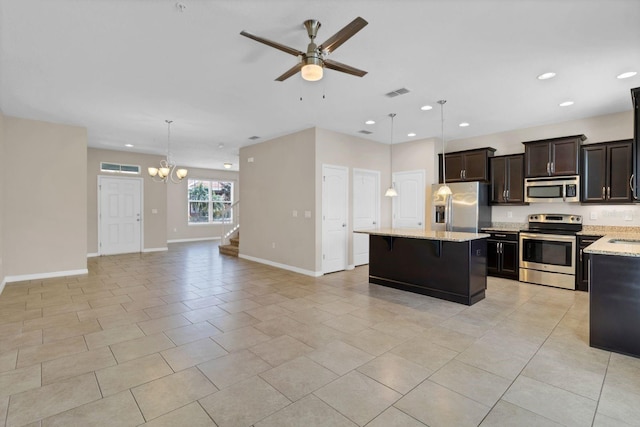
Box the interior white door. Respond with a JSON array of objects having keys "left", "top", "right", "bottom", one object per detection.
[
  {"left": 322, "top": 165, "right": 348, "bottom": 274},
  {"left": 392, "top": 170, "right": 425, "bottom": 229},
  {"left": 99, "top": 176, "right": 142, "bottom": 255},
  {"left": 353, "top": 169, "right": 380, "bottom": 266}
]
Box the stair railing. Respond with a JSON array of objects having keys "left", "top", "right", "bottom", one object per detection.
[{"left": 220, "top": 200, "right": 240, "bottom": 245}]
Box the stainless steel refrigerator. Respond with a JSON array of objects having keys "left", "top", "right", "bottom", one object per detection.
[{"left": 431, "top": 182, "right": 491, "bottom": 232}]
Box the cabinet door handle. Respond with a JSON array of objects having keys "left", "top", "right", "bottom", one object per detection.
[
  {"left": 502, "top": 189, "right": 506, "bottom": 201},
  {"left": 630, "top": 174, "right": 637, "bottom": 200},
  {"left": 607, "top": 186, "right": 611, "bottom": 199},
  {"left": 463, "top": 170, "right": 466, "bottom": 179},
  {"left": 580, "top": 248, "right": 583, "bottom": 259},
  {"left": 602, "top": 187, "right": 606, "bottom": 200},
  {"left": 506, "top": 189, "right": 509, "bottom": 200},
  {"left": 460, "top": 170, "right": 463, "bottom": 179},
  {"left": 551, "top": 162, "right": 555, "bottom": 174},
  {"left": 546, "top": 162, "right": 550, "bottom": 175},
  {"left": 500, "top": 242, "right": 503, "bottom": 254},
  {"left": 495, "top": 234, "right": 507, "bottom": 238}
]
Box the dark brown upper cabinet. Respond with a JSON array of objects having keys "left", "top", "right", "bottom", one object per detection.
[
  {"left": 581, "top": 140, "right": 633, "bottom": 203},
  {"left": 523, "top": 135, "right": 586, "bottom": 178},
  {"left": 490, "top": 154, "right": 526, "bottom": 204},
  {"left": 438, "top": 147, "right": 496, "bottom": 183},
  {"left": 632, "top": 87, "right": 640, "bottom": 201}
]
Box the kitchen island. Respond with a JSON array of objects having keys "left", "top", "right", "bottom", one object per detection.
[
  {"left": 355, "top": 228, "right": 489, "bottom": 306},
  {"left": 584, "top": 232, "right": 640, "bottom": 358}
]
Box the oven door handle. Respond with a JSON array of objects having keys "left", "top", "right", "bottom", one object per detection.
[{"left": 519, "top": 232, "right": 577, "bottom": 243}]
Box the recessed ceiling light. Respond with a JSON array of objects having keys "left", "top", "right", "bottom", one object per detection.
[
  {"left": 537, "top": 72, "right": 556, "bottom": 80},
  {"left": 617, "top": 71, "right": 637, "bottom": 79},
  {"left": 420, "top": 105, "right": 433, "bottom": 111},
  {"left": 459, "top": 122, "right": 470, "bottom": 127},
  {"left": 365, "top": 120, "right": 375, "bottom": 125},
  {"left": 559, "top": 101, "right": 574, "bottom": 107},
  {"left": 407, "top": 132, "right": 416, "bottom": 137},
  {"left": 223, "top": 163, "right": 232, "bottom": 169},
  {"left": 218, "top": 143, "right": 225, "bottom": 149},
  {"left": 124, "top": 144, "right": 134, "bottom": 148}
]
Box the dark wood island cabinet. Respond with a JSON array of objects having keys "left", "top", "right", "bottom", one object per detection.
[
  {"left": 356, "top": 229, "right": 489, "bottom": 306},
  {"left": 585, "top": 236, "right": 640, "bottom": 358}
]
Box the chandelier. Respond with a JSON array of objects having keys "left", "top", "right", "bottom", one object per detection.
[{"left": 148, "top": 120, "right": 188, "bottom": 183}]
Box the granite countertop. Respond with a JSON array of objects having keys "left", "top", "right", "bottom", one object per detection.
[
  {"left": 481, "top": 223, "right": 526, "bottom": 232},
  {"left": 584, "top": 232, "right": 640, "bottom": 257},
  {"left": 354, "top": 228, "right": 490, "bottom": 242}
]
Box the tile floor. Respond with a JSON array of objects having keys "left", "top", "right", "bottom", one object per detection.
[{"left": 1, "top": 241, "right": 639, "bottom": 426}]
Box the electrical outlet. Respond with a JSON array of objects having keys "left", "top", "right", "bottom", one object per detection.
[
  {"left": 304, "top": 211, "right": 312, "bottom": 218},
  {"left": 272, "top": 242, "right": 276, "bottom": 249},
  {"left": 292, "top": 210, "right": 298, "bottom": 217},
  {"left": 590, "top": 211, "right": 597, "bottom": 220},
  {"left": 625, "top": 211, "right": 633, "bottom": 221},
  {"left": 248, "top": 157, "right": 254, "bottom": 163},
  {"left": 507, "top": 211, "right": 513, "bottom": 219}
]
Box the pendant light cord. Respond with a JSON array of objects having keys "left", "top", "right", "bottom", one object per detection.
[
  {"left": 389, "top": 113, "right": 396, "bottom": 187},
  {"left": 438, "top": 100, "right": 447, "bottom": 187}
]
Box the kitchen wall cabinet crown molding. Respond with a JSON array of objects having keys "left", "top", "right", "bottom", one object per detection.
[
  {"left": 438, "top": 147, "right": 496, "bottom": 183},
  {"left": 581, "top": 139, "right": 633, "bottom": 204},
  {"left": 523, "top": 134, "right": 586, "bottom": 178},
  {"left": 490, "top": 154, "right": 526, "bottom": 205}
]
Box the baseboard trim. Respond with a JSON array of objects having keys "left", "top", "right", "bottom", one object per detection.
[
  {"left": 142, "top": 247, "right": 168, "bottom": 253},
  {"left": 238, "top": 254, "right": 322, "bottom": 277},
  {"left": 4, "top": 268, "right": 89, "bottom": 284},
  {"left": 167, "top": 237, "right": 221, "bottom": 243},
  {"left": 346, "top": 264, "right": 355, "bottom": 270},
  {"left": 0, "top": 278, "right": 6, "bottom": 295},
  {"left": 87, "top": 253, "right": 99, "bottom": 258}
]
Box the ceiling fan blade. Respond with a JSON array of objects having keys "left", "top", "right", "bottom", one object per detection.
[
  {"left": 240, "top": 30, "right": 304, "bottom": 57},
  {"left": 275, "top": 62, "right": 303, "bottom": 81},
  {"left": 323, "top": 59, "right": 367, "bottom": 77},
  {"left": 318, "top": 17, "right": 368, "bottom": 54}
]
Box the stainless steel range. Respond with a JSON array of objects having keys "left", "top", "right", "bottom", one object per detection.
[{"left": 519, "top": 213, "right": 582, "bottom": 290}]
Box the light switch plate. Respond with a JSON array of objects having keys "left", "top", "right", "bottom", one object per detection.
[
  {"left": 292, "top": 210, "right": 298, "bottom": 217},
  {"left": 304, "top": 211, "right": 312, "bottom": 218},
  {"left": 590, "top": 211, "right": 597, "bottom": 220}
]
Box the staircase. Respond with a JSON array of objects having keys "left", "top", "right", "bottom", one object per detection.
[
  {"left": 219, "top": 232, "right": 239, "bottom": 257},
  {"left": 218, "top": 200, "right": 240, "bottom": 257}
]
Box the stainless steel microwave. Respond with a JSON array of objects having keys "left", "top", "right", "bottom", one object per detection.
[{"left": 524, "top": 175, "right": 580, "bottom": 203}]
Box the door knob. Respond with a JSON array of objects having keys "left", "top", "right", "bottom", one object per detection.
[{"left": 342, "top": 223, "right": 346, "bottom": 227}]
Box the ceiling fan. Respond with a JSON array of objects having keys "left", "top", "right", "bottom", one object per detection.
[{"left": 240, "top": 17, "right": 368, "bottom": 82}]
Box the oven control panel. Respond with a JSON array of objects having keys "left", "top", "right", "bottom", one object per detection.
[{"left": 528, "top": 214, "right": 582, "bottom": 224}]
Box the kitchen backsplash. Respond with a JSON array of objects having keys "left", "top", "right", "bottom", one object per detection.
[{"left": 492, "top": 203, "right": 640, "bottom": 227}]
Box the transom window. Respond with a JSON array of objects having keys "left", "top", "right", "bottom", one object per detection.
[{"left": 188, "top": 179, "right": 233, "bottom": 224}]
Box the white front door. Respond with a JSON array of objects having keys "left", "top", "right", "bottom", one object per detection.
[
  {"left": 392, "top": 170, "right": 425, "bottom": 229},
  {"left": 99, "top": 176, "right": 142, "bottom": 255},
  {"left": 353, "top": 169, "right": 380, "bottom": 266},
  {"left": 322, "top": 165, "right": 348, "bottom": 274}
]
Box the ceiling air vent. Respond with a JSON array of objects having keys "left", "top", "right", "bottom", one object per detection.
[
  {"left": 248, "top": 136, "right": 260, "bottom": 140},
  {"left": 358, "top": 130, "right": 373, "bottom": 135},
  {"left": 385, "top": 87, "right": 410, "bottom": 98},
  {"left": 100, "top": 162, "right": 141, "bottom": 174}
]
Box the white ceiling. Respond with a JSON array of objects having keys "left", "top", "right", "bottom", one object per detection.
[{"left": 1, "top": 0, "right": 639, "bottom": 171}]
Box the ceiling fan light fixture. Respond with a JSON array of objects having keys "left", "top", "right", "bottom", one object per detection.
[{"left": 301, "top": 60, "right": 323, "bottom": 81}]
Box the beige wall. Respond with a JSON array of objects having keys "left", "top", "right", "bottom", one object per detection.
[
  {"left": 4, "top": 116, "right": 87, "bottom": 278},
  {"left": 447, "top": 111, "right": 639, "bottom": 226},
  {"left": 239, "top": 128, "right": 317, "bottom": 274},
  {"left": 0, "top": 112, "right": 5, "bottom": 287},
  {"left": 166, "top": 167, "right": 239, "bottom": 241}
]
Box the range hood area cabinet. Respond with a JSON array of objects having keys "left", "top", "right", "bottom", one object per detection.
[
  {"left": 632, "top": 87, "right": 640, "bottom": 201},
  {"left": 438, "top": 147, "right": 496, "bottom": 183},
  {"left": 523, "top": 135, "right": 586, "bottom": 178},
  {"left": 581, "top": 140, "right": 633, "bottom": 203},
  {"left": 489, "top": 154, "right": 526, "bottom": 205}
]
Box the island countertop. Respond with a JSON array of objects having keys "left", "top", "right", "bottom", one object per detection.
[
  {"left": 584, "top": 232, "right": 640, "bottom": 258},
  {"left": 354, "top": 228, "right": 490, "bottom": 242}
]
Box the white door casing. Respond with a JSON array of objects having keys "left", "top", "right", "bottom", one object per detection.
[
  {"left": 353, "top": 169, "right": 380, "bottom": 266},
  {"left": 98, "top": 176, "right": 142, "bottom": 255},
  {"left": 322, "top": 165, "right": 349, "bottom": 274},
  {"left": 392, "top": 170, "right": 425, "bottom": 229}
]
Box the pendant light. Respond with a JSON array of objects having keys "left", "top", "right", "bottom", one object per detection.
[
  {"left": 436, "top": 100, "right": 452, "bottom": 196},
  {"left": 385, "top": 113, "right": 398, "bottom": 197},
  {"left": 148, "top": 120, "right": 188, "bottom": 184}
]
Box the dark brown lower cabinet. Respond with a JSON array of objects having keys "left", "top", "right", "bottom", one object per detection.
[
  {"left": 590, "top": 253, "right": 640, "bottom": 358},
  {"left": 486, "top": 232, "right": 519, "bottom": 280},
  {"left": 576, "top": 235, "right": 600, "bottom": 291}
]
